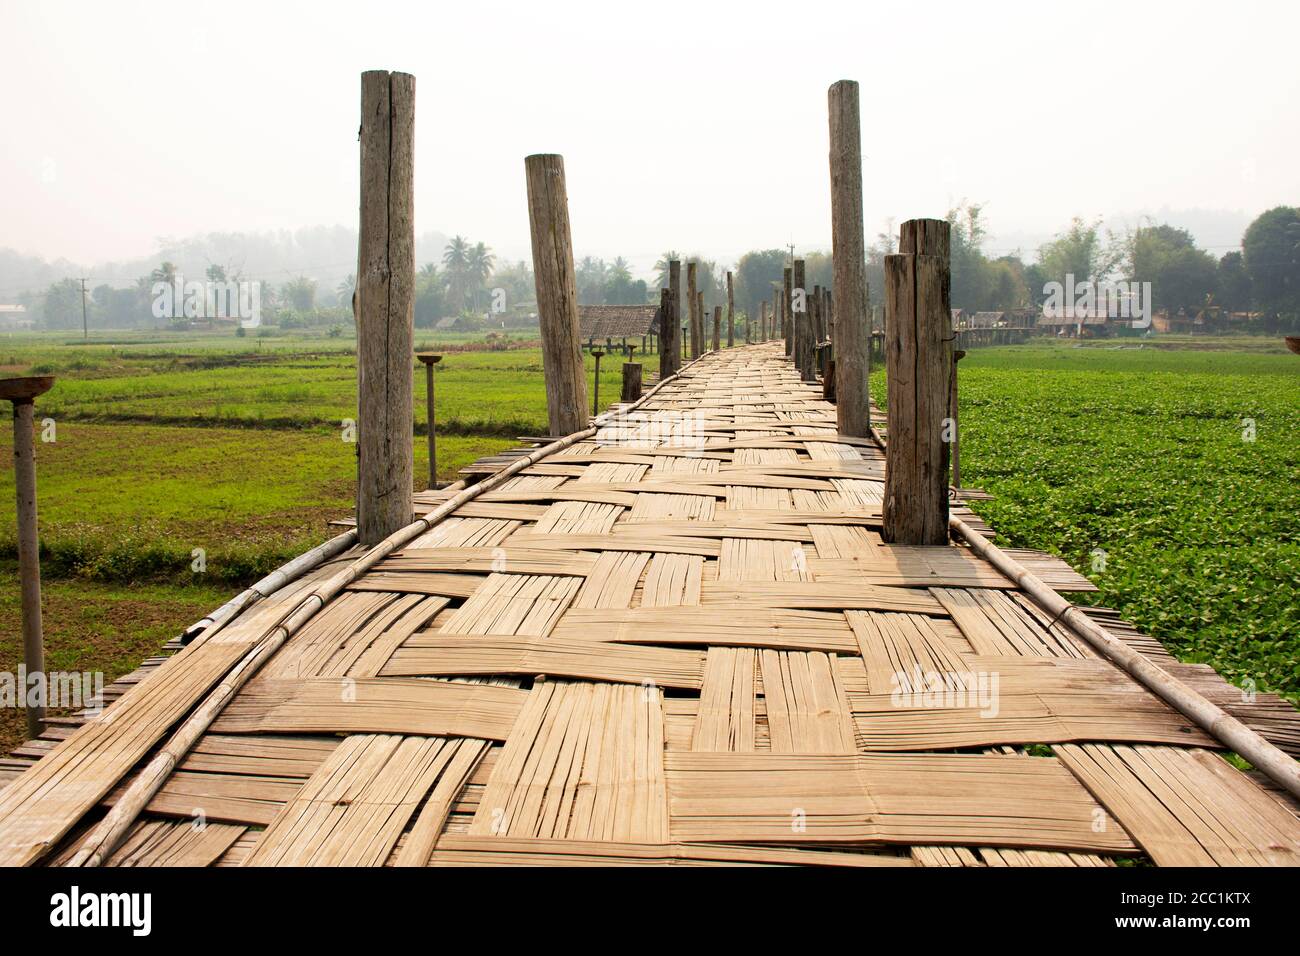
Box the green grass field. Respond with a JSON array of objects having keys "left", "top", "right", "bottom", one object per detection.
[{"left": 0, "top": 328, "right": 1295, "bottom": 751}]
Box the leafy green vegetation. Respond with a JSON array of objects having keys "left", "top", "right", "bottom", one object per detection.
[{"left": 919, "top": 344, "right": 1298, "bottom": 701}]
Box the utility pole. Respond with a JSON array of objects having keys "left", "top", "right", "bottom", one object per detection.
[{"left": 79, "top": 278, "right": 89, "bottom": 340}]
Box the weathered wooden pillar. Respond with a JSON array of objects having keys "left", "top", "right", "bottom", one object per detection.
[
  {"left": 759, "top": 301, "right": 768, "bottom": 342},
  {"left": 726, "top": 271, "right": 735, "bottom": 348},
  {"left": 794, "top": 259, "right": 814, "bottom": 381},
  {"left": 696, "top": 292, "right": 704, "bottom": 353},
  {"left": 3, "top": 376, "right": 53, "bottom": 739},
  {"left": 622, "top": 361, "right": 643, "bottom": 402},
  {"left": 783, "top": 267, "right": 794, "bottom": 357},
  {"left": 662, "top": 260, "right": 681, "bottom": 378},
  {"left": 828, "top": 79, "right": 871, "bottom": 439},
  {"left": 415, "top": 352, "right": 442, "bottom": 489},
  {"left": 658, "top": 286, "right": 675, "bottom": 378},
  {"left": 711, "top": 305, "right": 721, "bottom": 352},
  {"left": 525, "top": 153, "right": 589, "bottom": 438},
  {"left": 882, "top": 217, "right": 952, "bottom": 545},
  {"left": 357, "top": 70, "right": 416, "bottom": 546},
  {"left": 686, "top": 261, "right": 700, "bottom": 359}
]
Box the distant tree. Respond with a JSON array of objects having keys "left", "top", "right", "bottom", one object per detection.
[
  {"left": 576, "top": 256, "right": 608, "bottom": 305},
  {"left": 734, "top": 249, "right": 786, "bottom": 322},
  {"left": 467, "top": 242, "right": 495, "bottom": 310},
  {"left": 1127, "top": 223, "right": 1217, "bottom": 315},
  {"left": 336, "top": 273, "right": 356, "bottom": 307},
  {"left": 442, "top": 236, "right": 472, "bottom": 311},
  {"left": 281, "top": 276, "right": 316, "bottom": 311},
  {"left": 1242, "top": 206, "right": 1300, "bottom": 322},
  {"left": 1035, "top": 218, "right": 1122, "bottom": 294},
  {"left": 414, "top": 263, "right": 444, "bottom": 327},
  {"left": 205, "top": 264, "right": 227, "bottom": 283},
  {"left": 150, "top": 261, "right": 179, "bottom": 285},
  {"left": 40, "top": 278, "right": 84, "bottom": 330},
  {"left": 1215, "top": 252, "right": 1252, "bottom": 313},
  {"left": 652, "top": 250, "right": 683, "bottom": 289}
]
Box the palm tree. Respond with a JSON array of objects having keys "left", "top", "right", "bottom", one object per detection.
[
  {"left": 150, "top": 261, "right": 178, "bottom": 285},
  {"left": 442, "top": 236, "right": 472, "bottom": 312},
  {"left": 467, "top": 242, "right": 495, "bottom": 310},
  {"left": 652, "top": 251, "right": 681, "bottom": 289},
  {"left": 336, "top": 273, "right": 356, "bottom": 307}
]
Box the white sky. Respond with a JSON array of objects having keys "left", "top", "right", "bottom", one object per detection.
[{"left": 2, "top": 0, "right": 1297, "bottom": 277}]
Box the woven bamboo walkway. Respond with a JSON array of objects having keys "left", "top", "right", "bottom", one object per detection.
[{"left": 1, "top": 342, "right": 1298, "bottom": 867}]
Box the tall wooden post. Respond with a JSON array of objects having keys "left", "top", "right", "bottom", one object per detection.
[
  {"left": 356, "top": 70, "right": 416, "bottom": 546},
  {"left": 794, "top": 259, "right": 814, "bottom": 381},
  {"left": 686, "top": 262, "right": 700, "bottom": 359},
  {"left": 882, "top": 217, "right": 951, "bottom": 545},
  {"left": 659, "top": 285, "right": 676, "bottom": 378},
  {"left": 415, "top": 352, "right": 442, "bottom": 489},
  {"left": 663, "top": 260, "right": 681, "bottom": 378},
  {"left": 726, "top": 271, "right": 735, "bottom": 348},
  {"left": 525, "top": 153, "right": 589, "bottom": 438},
  {"left": 696, "top": 292, "right": 704, "bottom": 353},
  {"left": 591, "top": 349, "right": 603, "bottom": 415},
  {"left": 3, "top": 376, "right": 53, "bottom": 739},
  {"left": 759, "top": 301, "right": 767, "bottom": 342},
  {"left": 712, "top": 305, "right": 721, "bottom": 352},
  {"left": 828, "top": 79, "right": 871, "bottom": 438},
  {"left": 782, "top": 267, "right": 794, "bottom": 357}
]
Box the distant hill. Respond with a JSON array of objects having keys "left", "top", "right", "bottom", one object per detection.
[{"left": 0, "top": 226, "right": 453, "bottom": 301}]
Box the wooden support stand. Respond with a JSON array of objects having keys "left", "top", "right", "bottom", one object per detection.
[
  {"left": 525, "top": 153, "right": 589, "bottom": 437},
  {"left": 2, "top": 376, "right": 53, "bottom": 739},
  {"left": 415, "top": 353, "right": 442, "bottom": 489},
  {"left": 356, "top": 70, "right": 416, "bottom": 546},
  {"left": 882, "top": 217, "right": 952, "bottom": 545}
]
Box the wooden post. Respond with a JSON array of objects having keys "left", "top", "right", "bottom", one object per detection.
[
  {"left": 711, "top": 305, "right": 721, "bottom": 352},
  {"left": 726, "top": 271, "right": 735, "bottom": 348},
  {"left": 794, "top": 259, "right": 814, "bottom": 381},
  {"left": 591, "top": 349, "right": 603, "bottom": 414},
  {"left": 356, "top": 70, "right": 416, "bottom": 546},
  {"left": 783, "top": 267, "right": 794, "bottom": 357},
  {"left": 686, "top": 261, "right": 700, "bottom": 359},
  {"left": 2, "top": 376, "right": 53, "bottom": 739},
  {"left": 415, "top": 353, "right": 442, "bottom": 489},
  {"left": 662, "top": 260, "right": 681, "bottom": 378},
  {"left": 829, "top": 79, "right": 871, "bottom": 438},
  {"left": 658, "top": 286, "right": 674, "bottom": 378},
  {"left": 882, "top": 217, "right": 952, "bottom": 545},
  {"left": 759, "top": 301, "right": 767, "bottom": 343},
  {"left": 622, "top": 361, "right": 643, "bottom": 402},
  {"left": 696, "top": 291, "right": 704, "bottom": 354},
  {"left": 525, "top": 153, "right": 589, "bottom": 437}
]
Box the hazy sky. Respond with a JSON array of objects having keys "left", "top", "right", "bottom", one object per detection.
[{"left": 3, "top": 0, "right": 1297, "bottom": 278}]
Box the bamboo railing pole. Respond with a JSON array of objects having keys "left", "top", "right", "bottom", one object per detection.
[{"left": 950, "top": 515, "right": 1300, "bottom": 800}]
